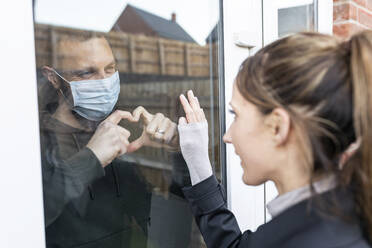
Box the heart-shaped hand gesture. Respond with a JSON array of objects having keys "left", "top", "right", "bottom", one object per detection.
[{"left": 86, "top": 107, "right": 178, "bottom": 167}]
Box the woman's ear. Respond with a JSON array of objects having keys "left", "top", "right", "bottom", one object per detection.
[
  {"left": 265, "top": 108, "right": 291, "bottom": 146},
  {"left": 42, "top": 66, "right": 60, "bottom": 89}
]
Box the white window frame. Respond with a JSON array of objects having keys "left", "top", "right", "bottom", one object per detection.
[
  {"left": 0, "top": 0, "right": 46, "bottom": 247},
  {"left": 263, "top": 0, "right": 333, "bottom": 45}
]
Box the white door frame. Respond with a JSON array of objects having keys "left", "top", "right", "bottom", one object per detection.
[
  {"left": 0, "top": 0, "right": 46, "bottom": 247},
  {"left": 222, "top": 0, "right": 266, "bottom": 231}
]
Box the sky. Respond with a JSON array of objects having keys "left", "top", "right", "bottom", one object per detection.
[{"left": 34, "top": 0, "right": 220, "bottom": 45}]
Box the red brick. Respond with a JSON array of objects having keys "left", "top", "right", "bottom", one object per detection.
[
  {"left": 333, "top": 22, "right": 365, "bottom": 38},
  {"left": 353, "top": 0, "right": 366, "bottom": 8},
  {"left": 358, "top": 7, "right": 372, "bottom": 28},
  {"left": 334, "top": 3, "right": 358, "bottom": 22},
  {"left": 367, "top": 0, "right": 372, "bottom": 11},
  {"left": 350, "top": 4, "right": 358, "bottom": 20}
]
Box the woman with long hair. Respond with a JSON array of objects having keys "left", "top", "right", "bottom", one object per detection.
[{"left": 177, "top": 31, "right": 372, "bottom": 247}]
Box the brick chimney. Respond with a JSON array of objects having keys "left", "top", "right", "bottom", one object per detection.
[{"left": 171, "top": 13, "right": 176, "bottom": 22}]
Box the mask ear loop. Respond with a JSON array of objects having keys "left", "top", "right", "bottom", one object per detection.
[{"left": 51, "top": 68, "right": 74, "bottom": 107}]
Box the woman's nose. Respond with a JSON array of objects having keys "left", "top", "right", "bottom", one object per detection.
[{"left": 223, "top": 132, "right": 232, "bottom": 144}]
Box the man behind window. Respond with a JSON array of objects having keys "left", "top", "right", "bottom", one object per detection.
[{"left": 38, "top": 34, "right": 189, "bottom": 247}]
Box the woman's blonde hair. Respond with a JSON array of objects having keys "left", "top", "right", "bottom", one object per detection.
[{"left": 236, "top": 31, "right": 372, "bottom": 240}]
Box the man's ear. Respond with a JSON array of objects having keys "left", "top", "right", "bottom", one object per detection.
[
  {"left": 42, "top": 66, "right": 60, "bottom": 89},
  {"left": 265, "top": 108, "right": 291, "bottom": 146}
]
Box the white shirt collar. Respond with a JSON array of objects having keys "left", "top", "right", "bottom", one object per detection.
[{"left": 266, "top": 175, "right": 338, "bottom": 218}]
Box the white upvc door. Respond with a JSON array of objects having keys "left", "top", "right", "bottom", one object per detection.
[
  {"left": 0, "top": 0, "right": 46, "bottom": 247},
  {"left": 224, "top": 0, "right": 334, "bottom": 229}
]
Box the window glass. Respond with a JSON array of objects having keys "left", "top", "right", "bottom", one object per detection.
[
  {"left": 33, "top": 1, "right": 221, "bottom": 247},
  {"left": 278, "top": 2, "right": 316, "bottom": 37}
]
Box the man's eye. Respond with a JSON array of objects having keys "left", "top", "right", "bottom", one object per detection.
[
  {"left": 76, "top": 72, "right": 94, "bottom": 80},
  {"left": 81, "top": 71, "right": 93, "bottom": 76}
]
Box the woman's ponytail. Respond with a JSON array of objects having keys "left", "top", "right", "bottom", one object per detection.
[{"left": 349, "top": 30, "right": 372, "bottom": 241}]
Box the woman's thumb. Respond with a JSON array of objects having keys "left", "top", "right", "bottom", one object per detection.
[{"left": 178, "top": 117, "right": 187, "bottom": 125}]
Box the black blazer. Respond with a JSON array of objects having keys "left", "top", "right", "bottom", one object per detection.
[{"left": 183, "top": 176, "right": 371, "bottom": 248}]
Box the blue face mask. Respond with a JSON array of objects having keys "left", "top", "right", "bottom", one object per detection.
[{"left": 53, "top": 70, "right": 120, "bottom": 121}]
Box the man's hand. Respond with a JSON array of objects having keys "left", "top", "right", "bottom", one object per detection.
[
  {"left": 87, "top": 110, "right": 134, "bottom": 167},
  {"left": 127, "top": 106, "right": 179, "bottom": 153}
]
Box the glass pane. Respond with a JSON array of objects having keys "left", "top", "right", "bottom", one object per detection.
[
  {"left": 278, "top": 2, "right": 315, "bottom": 37},
  {"left": 33, "top": 0, "right": 221, "bottom": 247}
]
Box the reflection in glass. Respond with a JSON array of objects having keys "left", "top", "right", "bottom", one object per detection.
[
  {"left": 278, "top": 2, "right": 315, "bottom": 37},
  {"left": 34, "top": 1, "right": 220, "bottom": 247}
]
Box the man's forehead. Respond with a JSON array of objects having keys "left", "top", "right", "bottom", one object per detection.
[
  {"left": 58, "top": 37, "right": 111, "bottom": 55},
  {"left": 56, "top": 37, "right": 114, "bottom": 70}
]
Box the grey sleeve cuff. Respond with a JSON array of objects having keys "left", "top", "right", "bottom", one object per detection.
[{"left": 182, "top": 175, "right": 226, "bottom": 215}]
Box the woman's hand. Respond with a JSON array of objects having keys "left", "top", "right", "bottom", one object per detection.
[
  {"left": 178, "top": 90, "right": 213, "bottom": 185},
  {"left": 179, "top": 90, "right": 207, "bottom": 124}
]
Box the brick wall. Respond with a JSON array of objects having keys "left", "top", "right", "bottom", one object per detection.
[{"left": 333, "top": 0, "right": 372, "bottom": 37}]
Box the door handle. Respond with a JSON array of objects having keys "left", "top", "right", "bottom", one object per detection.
[{"left": 233, "top": 31, "right": 256, "bottom": 49}]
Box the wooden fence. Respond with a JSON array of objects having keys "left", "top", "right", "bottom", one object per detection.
[{"left": 34, "top": 24, "right": 218, "bottom": 77}]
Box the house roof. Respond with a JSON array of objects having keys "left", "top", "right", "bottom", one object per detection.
[
  {"left": 205, "top": 23, "right": 219, "bottom": 44},
  {"left": 127, "top": 4, "right": 196, "bottom": 43}
]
